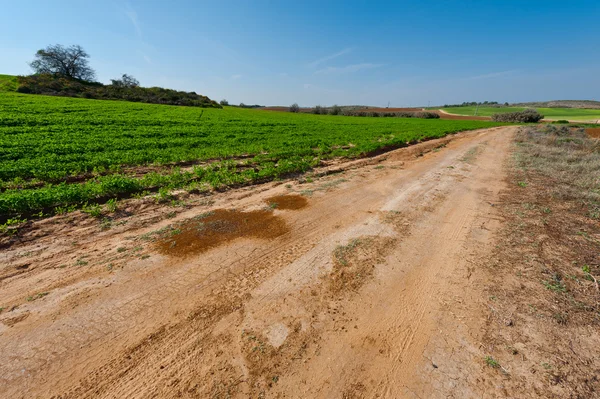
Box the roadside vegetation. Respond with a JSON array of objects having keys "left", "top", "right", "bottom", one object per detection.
[
  {"left": 0, "top": 89, "right": 503, "bottom": 220},
  {"left": 443, "top": 105, "right": 600, "bottom": 121},
  {"left": 483, "top": 125, "right": 600, "bottom": 396}
]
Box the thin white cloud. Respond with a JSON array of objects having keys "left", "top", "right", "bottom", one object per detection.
[
  {"left": 464, "top": 70, "right": 517, "bottom": 80},
  {"left": 303, "top": 83, "right": 313, "bottom": 89},
  {"left": 315, "top": 63, "right": 384, "bottom": 75},
  {"left": 124, "top": 3, "right": 142, "bottom": 38},
  {"left": 230, "top": 74, "right": 242, "bottom": 80},
  {"left": 143, "top": 55, "right": 152, "bottom": 64},
  {"left": 308, "top": 48, "right": 352, "bottom": 68}
]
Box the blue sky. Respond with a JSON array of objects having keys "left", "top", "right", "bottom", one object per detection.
[{"left": 1, "top": 0, "right": 599, "bottom": 106}]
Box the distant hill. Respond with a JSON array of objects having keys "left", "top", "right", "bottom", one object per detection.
[{"left": 512, "top": 100, "right": 600, "bottom": 109}]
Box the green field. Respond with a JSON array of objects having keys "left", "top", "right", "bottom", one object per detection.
[
  {"left": 442, "top": 106, "right": 600, "bottom": 121},
  {"left": 0, "top": 87, "right": 503, "bottom": 218}
]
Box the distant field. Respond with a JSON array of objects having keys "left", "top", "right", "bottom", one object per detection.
[
  {"left": 442, "top": 106, "right": 600, "bottom": 121},
  {"left": 0, "top": 90, "right": 503, "bottom": 217}
]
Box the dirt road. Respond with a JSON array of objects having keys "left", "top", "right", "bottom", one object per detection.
[{"left": 0, "top": 126, "right": 517, "bottom": 398}]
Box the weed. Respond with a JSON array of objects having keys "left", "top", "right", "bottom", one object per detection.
[
  {"left": 0, "top": 217, "right": 27, "bottom": 236},
  {"left": 105, "top": 198, "right": 118, "bottom": 213},
  {"left": 117, "top": 247, "right": 127, "bottom": 253},
  {"left": 543, "top": 274, "right": 567, "bottom": 292},
  {"left": 26, "top": 292, "right": 49, "bottom": 302},
  {"left": 82, "top": 203, "right": 103, "bottom": 218},
  {"left": 100, "top": 217, "right": 112, "bottom": 230},
  {"left": 155, "top": 187, "right": 173, "bottom": 203},
  {"left": 333, "top": 238, "right": 362, "bottom": 266},
  {"left": 517, "top": 181, "right": 528, "bottom": 188},
  {"left": 485, "top": 356, "right": 500, "bottom": 368},
  {"left": 166, "top": 211, "right": 177, "bottom": 218}
]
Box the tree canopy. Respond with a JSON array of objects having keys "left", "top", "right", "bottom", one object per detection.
[{"left": 30, "top": 44, "right": 96, "bottom": 81}]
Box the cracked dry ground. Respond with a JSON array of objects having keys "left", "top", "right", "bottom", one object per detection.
[{"left": 2, "top": 126, "right": 596, "bottom": 398}]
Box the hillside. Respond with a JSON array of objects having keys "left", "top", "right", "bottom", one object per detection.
[{"left": 0, "top": 74, "right": 17, "bottom": 91}]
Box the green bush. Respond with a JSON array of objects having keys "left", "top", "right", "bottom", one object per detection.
[{"left": 491, "top": 109, "right": 543, "bottom": 123}]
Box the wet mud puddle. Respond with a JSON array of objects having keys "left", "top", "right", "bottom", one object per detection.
[{"left": 156, "top": 195, "right": 307, "bottom": 257}]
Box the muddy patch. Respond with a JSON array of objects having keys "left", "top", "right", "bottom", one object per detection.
[
  {"left": 585, "top": 127, "right": 600, "bottom": 138},
  {"left": 265, "top": 194, "right": 308, "bottom": 210},
  {"left": 155, "top": 209, "right": 288, "bottom": 257}
]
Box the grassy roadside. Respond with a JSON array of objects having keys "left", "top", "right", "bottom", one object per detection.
[{"left": 482, "top": 125, "right": 600, "bottom": 397}]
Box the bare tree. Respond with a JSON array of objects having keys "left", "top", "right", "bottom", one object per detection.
[
  {"left": 29, "top": 44, "right": 96, "bottom": 81},
  {"left": 111, "top": 74, "right": 139, "bottom": 88},
  {"left": 289, "top": 103, "right": 300, "bottom": 113}
]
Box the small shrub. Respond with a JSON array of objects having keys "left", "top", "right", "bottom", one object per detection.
[
  {"left": 289, "top": 103, "right": 300, "bottom": 113},
  {"left": 312, "top": 105, "right": 323, "bottom": 114},
  {"left": 329, "top": 104, "right": 341, "bottom": 115},
  {"left": 491, "top": 109, "right": 544, "bottom": 123},
  {"left": 414, "top": 111, "right": 440, "bottom": 119},
  {"left": 485, "top": 356, "right": 500, "bottom": 368}
]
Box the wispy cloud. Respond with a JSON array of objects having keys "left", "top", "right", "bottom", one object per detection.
[
  {"left": 135, "top": 50, "right": 152, "bottom": 64},
  {"left": 308, "top": 48, "right": 352, "bottom": 68},
  {"left": 230, "top": 74, "right": 242, "bottom": 80},
  {"left": 464, "top": 70, "right": 517, "bottom": 80},
  {"left": 315, "top": 63, "right": 384, "bottom": 75},
  {"left": 124, "top": 3, "right": 142, "bottom": 38}
]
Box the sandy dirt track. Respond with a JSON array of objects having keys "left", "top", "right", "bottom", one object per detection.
[{"left": 0, "top": 126, "right": 517, "bottom": 398}]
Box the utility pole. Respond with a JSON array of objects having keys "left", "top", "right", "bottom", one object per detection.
[{"left": 475, "top": 103, "right": 480, "bottom": 116}]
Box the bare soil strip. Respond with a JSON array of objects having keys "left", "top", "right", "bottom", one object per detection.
[{"left": 3, "top": 125, "right": 571, "bottom": 398}]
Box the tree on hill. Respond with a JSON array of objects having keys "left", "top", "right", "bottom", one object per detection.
[{"left": 29, "top": 44, "right": 96, "bottom": 81}]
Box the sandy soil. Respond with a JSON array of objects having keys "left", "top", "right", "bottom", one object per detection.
[{"left": 1, "top": 126, "right": 518, "bottom": 398}]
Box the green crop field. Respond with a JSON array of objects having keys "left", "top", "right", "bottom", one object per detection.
[
  {"left": 0, "top": 88, "right": 503, "bottom": 218},
  {"left": 442, "top": 106, "right": 600, "bottom": 121}
]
